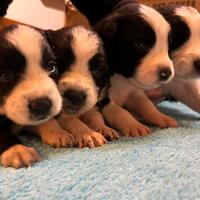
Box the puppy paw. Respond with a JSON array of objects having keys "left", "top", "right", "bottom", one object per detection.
[
  {"left": 95, "top": 126, "right": 119, "bottom": 141},
  {"left": 41, "top": 130, "right": 74, "bottom": 148},
  {"left": 155, "top": 115, "right": 178, "bottom": 128},
  {"left": 122, "top": 122, "right": 151, "bottom": 137},
  {"left": 1, "top": 145, "right": 40, "bottom": 169},
  {"left": 75, "top": 132, "right": 107, "bottom": 148}
]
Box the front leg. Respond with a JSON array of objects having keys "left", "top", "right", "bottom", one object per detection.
[
  {"left": 81, "top": 108, "right": 119, "bottom": 141},
  {"left": 57, "top": 115, "right": 107, "bottom": 148},
  {"left": 0, "top": 126, "right": 39, "bottom": 169},
  {"left": 125, "top": 89, "right": 178, "bottom": 128},
  {"left": 102, "top": 100, "right": 151, "bottom": 137},
  {"left": 30, "top": 118, "right": 74, "bottom": 148}
]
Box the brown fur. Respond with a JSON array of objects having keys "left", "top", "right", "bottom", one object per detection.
[
  {"left": 31, "top": 118, "right": 74, "bottom": 148},
  {"left": 81, "top": 108, "right": 119, "bottom": 140},
  {"left": 125, "top": 89, "right": 178, "bottom": 128},
  {"left": 1, "top": 144, "right": 40, "bottom": 168},
  {"left": 57, "top": 114, "right": 107, "bottom": 148},
  {"left": 102, "top": 100, "right": 151, "bottom": 137}
]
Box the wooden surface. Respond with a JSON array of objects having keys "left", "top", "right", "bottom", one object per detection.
[{"left": 0, "top": 17, "right": 22, "bottom": 28}]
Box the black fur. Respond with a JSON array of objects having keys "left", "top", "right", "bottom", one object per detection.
[
  {"left": 62, "top": 89, "right": 87, "bottom": 114},
  {"left": 46, "top": 28, "right": 75, "bottom": 75},
  {"left": 0, "top": 30, "right": 26, "bottom": 106},
  {"left": 89, "top": 52, "right": 110, "bottom": 89},
  {"left": 0, "top": 0, "right": 13, "bottom": 16},
  {"left": 40, "top": 44, "right": 56, "bottom": 72},
  {"left": 0, "top": 116, "right": 21, "bottom": 154},
  {"left": 71, "top": 1, "right": 157, "bottom": 78},
  {"left": 93, "top": 3, "right": 156, "bottom": 78},
  {"left": 157, "top": 6, "right": 191, "bottom": 52},
  {"left": 71, "top": 0, "right": 135, "bottom": 26}
]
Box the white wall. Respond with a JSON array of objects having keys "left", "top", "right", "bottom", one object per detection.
[{"left": 5, "top": 0, "right": 66, "bottom": 29}]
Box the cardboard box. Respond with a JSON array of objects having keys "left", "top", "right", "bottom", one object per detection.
[
  {"left": 139, "top": 0, "right": 200, "bottom": 10},
  {"left": 65, "top": 0, "right": 200, "bottom": 27}
]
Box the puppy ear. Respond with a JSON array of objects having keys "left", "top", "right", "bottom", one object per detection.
[
  {"left": 44, "top": 29, "right": 55, "bottom": 48},
  {"left": 93, "top": 13, "right": 118, "bottom": 39}
]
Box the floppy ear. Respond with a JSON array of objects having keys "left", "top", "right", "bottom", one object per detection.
[
  {"left": 93, "top": 13, "right": 118, "bottom": 39},
  {"left": 44, "top": 28, "right": 71, "bottom": 50},
  {"left": 44, "top": 29, "right": 56, "bottom": 48}
]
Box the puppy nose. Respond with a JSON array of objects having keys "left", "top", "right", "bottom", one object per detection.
[
  {"left": 194, "top": 59, "right": 200, "bottom": 73},
  {"left": 159, "top": 67, "right": 172, "bottom": 81},
  {"left": 63, "top": 89, "right": 86, "bottom": 107},
  {"left": 28, "top": 97, "right": 52, "bottom": 117}
]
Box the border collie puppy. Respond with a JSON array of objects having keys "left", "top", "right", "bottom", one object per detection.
[
  {"left": 71, "top": 0, "right": 177, "bottom": 135},
  {"left": 33, "top": 26, "right": 118, "bottom": 148},
  {"left": 0, "top": 25, "right": 62, "bottom": 168},
  {"left": 145, "top": 6, "right": 200, "bottom": 121}
]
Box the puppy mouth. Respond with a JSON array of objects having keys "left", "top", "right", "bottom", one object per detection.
[
  {"left": 29, "top": 115, "right": 52, "bottom": 125},
  {"left": 62, "top": 102, "right": 83, "bottom": 116}
]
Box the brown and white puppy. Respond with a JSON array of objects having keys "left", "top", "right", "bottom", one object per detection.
[
  {"left": 0, "top": 25, "right": 62, "bottom": 168},
  {"left": 71, "top": 0, "right": 177, "bottom": 135},
  {"left": 33, "top": 26, "right": 118, "bottom": 148}
]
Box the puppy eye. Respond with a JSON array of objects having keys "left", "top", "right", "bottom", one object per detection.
[
  {"left": 134, "top": 41, "right": 145, "bottom": 49},
  {"left": 0, "top": 71, "right": 11, "bottom": 82},
  {"left": 92, "top": 66, "right": 104, "bottom": 78},
  {"left": 47, "top": 61, "right": 58, "bottom": 77}
]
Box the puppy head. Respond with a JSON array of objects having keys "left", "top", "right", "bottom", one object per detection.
[
  {"left": 47, "top": 26, "right": 110, "bottom": 115},
  {"left": 94, "top": 4, "right": 174, "bottom": 89},
  {"left": 160, "top": 6, "right": 200, "bottom": 80},
  {"left": 0, "top": 25, "right": 62, "bottom": 125}
]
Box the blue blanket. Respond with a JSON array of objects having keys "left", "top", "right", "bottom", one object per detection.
[{"left": 0, "top": 102, "right": 200, "bottom": 200}]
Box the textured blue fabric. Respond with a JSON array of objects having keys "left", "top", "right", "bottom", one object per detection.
[{"left": 0, "top": 101, "right": 200, "bottom": 200}]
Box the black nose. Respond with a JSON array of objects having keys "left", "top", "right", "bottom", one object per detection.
[
  {"left": 159, "top": 67, "right": 172, "bottom": 81},
  {"left": 28, "top": 97, "right": 52, "bottom": 117},
  {"left": 63, "top": 89, "right": 86, "bottom": 108},
  {"left": 194, "top": 59, "right": 200, "bottom": 73}
]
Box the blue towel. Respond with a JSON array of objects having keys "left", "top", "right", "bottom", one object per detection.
[{"left": 0, "top": 101, "right": 200, "bottom": 200}]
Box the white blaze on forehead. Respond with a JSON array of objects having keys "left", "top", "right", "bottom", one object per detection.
[
  {"left": 175, "top": 6, "right": 200, "bottom": 37},
  {"left": 139, "top": 5, "right": 171, "bottom": 56},
  {"left": 71, "top": 26, "right": 101, "bottom": 68},
  {"left": 176, "top": 6, "right": 200, "bottom": 18},
  {"left": 6, "top": 25, "right": 47, "bottom": 78},
  {"left": 140, "top": 4, "right": 171, "bottom": 37}
]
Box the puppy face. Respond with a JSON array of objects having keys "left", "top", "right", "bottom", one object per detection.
[
  {"left": 0, "top": 25, "right": 62, "bottom": 125},
  {"left": 94, "top": 4, "right": 174, "bottom": 89},
  {"left": 168, "top": 7, "right": 200, "bottom": 80},
  {"left": 159, "top": 6, "right": 200, "bottom": 80},
  {"left": 47, "top": 26, "right": 110, "bottom": 115}
]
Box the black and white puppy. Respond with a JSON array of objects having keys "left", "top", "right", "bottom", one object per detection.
[
  {"left": 146, "top": 6, "right": 200, "bottom": 117},
  {"left": 34, "top": 26, "right": 118, "bottom": 148},
  {"left": 0, "top": 25, "right": 62, "bottom": 168},
  {"left": 71, "top": 0, "right": 177, "bottom": 135}
]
